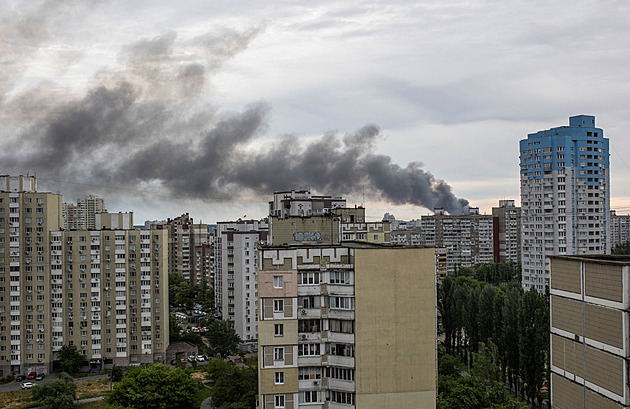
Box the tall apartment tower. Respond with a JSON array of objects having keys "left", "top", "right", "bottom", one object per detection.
[
  {"left": 63, "top": 195, "right": 106, "bottom": 230},
  {"left": 0, "top": 175, "right": 62, "bottom": 376},
  {"left": 152, "top": 213, "right": 209, "bottom": 286},
  {"left": 214, "top": 219, "right": 269, "bottom": 341},
  {"left": 257, "top": 243, "right": 437, "bottom": 409},
  {"left": 492, "top": 200, "right": 521, "bottom": 263},
  {"left": 0, "top": 175, "right": 168, "bottom": 376},
  {"left": 549, "top": 255, "right": 630, "bottom": 408},
  {"left": 520, "top": 115, "right": 610, "bottom": 292}
]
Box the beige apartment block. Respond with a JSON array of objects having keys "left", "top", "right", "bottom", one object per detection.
[
  {"left": 63, "top": 196, "right": 106, "bottom": 230},
  {"left": 0, "top": 175, "right": 168, "bottom": 376},
  {"left": 0, "top": 175, "right": 63, "bottom": 376},
  {"left": 550, "top": 255, "right": 630, "bottom": 409},
  {"left": 258, "top": 243, "right": 437, "bottom": 409},
  {"left": 49, "top": 229, "right": 169, "bottom": 369},
  {"left": 152, "top": 213, "right": 211, "bottom": 286}
]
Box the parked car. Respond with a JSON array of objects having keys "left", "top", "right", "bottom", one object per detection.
[
  {"left": 15, "top": 375, "right": 25, "bottom": 382},
  {"left": 35, "top": 373, "right": 45, "bottom": 381},
  {"left": 21, "top": 382, "right": 34, "bottom": 389},
  {"left": 196, "top": 355, "right": 205, "bottom": 362},
  {"left": 188, "top": 355, "right": 196, "bottom": 362},
  {"left": 27, "top": 372, "right": 37, "bottom": 380}
]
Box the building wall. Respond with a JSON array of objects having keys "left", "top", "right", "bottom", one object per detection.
[
  {"left": 521, "top": 115, "right": 610, "bottom": 294},
  {"left": 0, "top": 187, "right": 62, "bottom": 376},
  {"left": 354, "top": 247, "right": 436, "bottom": 408},
  {"left": 550, "top": 256, "right": 630, "bottom": 409},
  {"left": 215, "top": 220, "right": 268, "bottom": 340},
  {"left": 258, "top": 244, "right": 436, "bottom": 409}
]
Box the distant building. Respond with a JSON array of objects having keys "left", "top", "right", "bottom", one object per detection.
[
  {"left": 492, "top": 200, "right": 521, "bottom": 263},
  {"left": 420, "top": 207, "right": 494, "bottom": 274},
  {"left": 214, "top": 219, "right": 269, "bottom": 341},
  {"left": 257, "top": 242, "right": 437, "bottom": 409},
  {"left": 269, "top": 190, "right": 346, "bottom": 219},
  {"left": 152, "top": 213, "right": 210, "bottom": 286},
  {"left": 549, "top": 255, "right": 630, "bottom": 408},
  {"left": 63, "top": 195, "right": 106, "bottom": 230},
  {"left": 0, "top": 175, "right": 168, "bottom": 376},
  {"left": 520, "top": 115, "right": 610, "bottom": 293},
  {"left": 610, "top": 210, "right": 630, "bottom": 250}
]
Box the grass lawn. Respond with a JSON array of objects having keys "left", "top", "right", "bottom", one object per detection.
[{"left": 0, "top": 378, "right": 112, "bottom": 409}]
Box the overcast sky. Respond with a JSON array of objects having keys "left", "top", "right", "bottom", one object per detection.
[{"left": 2, "top": 0, "right": 630, "bottom": 223}]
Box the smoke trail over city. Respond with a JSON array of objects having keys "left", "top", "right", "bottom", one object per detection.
[{"left": 0, "top": 2, "right": 469, "bottom": 215}]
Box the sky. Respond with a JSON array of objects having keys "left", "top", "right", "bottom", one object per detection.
[{"left": 2, "top": 0, "right": 630, "bottom": 223}]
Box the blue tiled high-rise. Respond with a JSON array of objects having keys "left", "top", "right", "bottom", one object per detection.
[{"left": 519, "top": 115, "right": 610, "bottom": 292}]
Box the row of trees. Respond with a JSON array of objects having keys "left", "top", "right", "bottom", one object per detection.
[
  {"left": 438, "top": 264, "right": 549, "bottom": 407},
  {"left": 169, "top": 273, "right": 214, "bottom": 312}
]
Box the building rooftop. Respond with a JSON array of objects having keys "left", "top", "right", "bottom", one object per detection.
[{"left": 549, "top": 254, "right": 630, "bottom": 265}]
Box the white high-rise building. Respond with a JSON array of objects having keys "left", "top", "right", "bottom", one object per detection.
[
  {"left": 214, "top": 219, "right": 268, "bottom": 341},
  {"left": 520, "top": 115, "right": 610, "bottom": 293}
]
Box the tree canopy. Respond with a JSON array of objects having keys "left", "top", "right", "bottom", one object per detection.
[
  {"left": 32, "top": 372, "right": 77, "bottom": 409},
  {"left": 107, "top": 364, "right": 198, "bottom": 409},
  {"left": 57, "top": 344, "right": 84, "bottom": 374},
  {"left": 204, "top": 357, "right": 257, "bottom": 409}
]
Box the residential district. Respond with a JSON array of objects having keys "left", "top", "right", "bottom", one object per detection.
[{"left": 0, "top": 115, "right": 628, "bottom": 408}]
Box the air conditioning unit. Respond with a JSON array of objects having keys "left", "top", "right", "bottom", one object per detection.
[
  {"left": 301, "top": 309, "right": 307, "bottom": 315},
  {"left": 314, "top": 380, "right": 320, "bottom": 385},
  {"left": 300, "top": 334, "right": 307, "bottom": 340}
]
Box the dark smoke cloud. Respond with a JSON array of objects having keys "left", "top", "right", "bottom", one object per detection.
[{"left": 1, "top": 6, "right": 469, "bottom": 215}]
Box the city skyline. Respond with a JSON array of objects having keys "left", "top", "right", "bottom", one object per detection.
[{"left": 2, "top": 1, "right": 630, "bottom": 223}]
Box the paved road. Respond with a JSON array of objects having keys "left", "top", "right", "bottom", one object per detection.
[{"left": 0, "top": 372, "right": 109, "bottom": 394}]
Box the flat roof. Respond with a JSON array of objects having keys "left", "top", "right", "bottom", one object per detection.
[{"left": 549, "top": 254, "right": 630, "bottom": 265}]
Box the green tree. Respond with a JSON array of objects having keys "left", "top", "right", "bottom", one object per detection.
[
  {"left": 107, "top": 364, "right": 198, "bottom": 409},
  {"left": 32, "top": 372, "right": 77, "bottom": 409},
  {"left": 110, "top": 366, "right": 124, "bottom": 382},
  {"left": 502, "top": 286, "right": 521, "bottom": 394},
  {"left": 612, "top": 241, "right": 630, "bottom": 255},
  {"left": 57, "top": 344, "right": 84, "bottom": 374},
  {"left": 518, "top": 289, "right": 549, "bottom": 407},
  {"left": 206, "top": 318, "right": 241, "bottom": 358},
  {"left": 205, "top": 357, "right": 257, "bottom": 408},
  {"left": 478, "top": 285, "right": 497, "bottom": 344}
]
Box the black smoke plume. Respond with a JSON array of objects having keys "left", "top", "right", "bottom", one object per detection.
[{"left": 1, "top": 3, "right": 469, "bottom": 215}]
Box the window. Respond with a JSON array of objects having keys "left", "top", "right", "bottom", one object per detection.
[
  {"left": 274, "top": 372, "right": 284, "bottom": 384},
  {"left": 298, "top": 367, "right": 322, "bottom": 380},
  {"left": 299, "top": 391, "right": 322, "bottom": 404},
  {"left": 329, "top": 270, "right": 350, "bottom": 284},
  {"left": 273, "top": 347, "right": 284, "bottom": 361},
  {"left": 297, "top": 343, "right": 320, "bottom": 356},
  {"left": 273, "top": 299, "right": 284, "bottom": 313},
  {"left": 274, "top": 395, "right": 285, "bottom": 408},
  {"left": 274, "top": 324, "right": 284, "bottom": 337},
  {"left": 297, "top": 272, "right": 319, "bottom": 285},
  {"left": 273, "top": 276, "right": 283, "bottom": 289}
]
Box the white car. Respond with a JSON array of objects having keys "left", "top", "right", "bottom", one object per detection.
[
  {"left": 188, "top": 355, "right": 196, "bottom": 362},
  {"left": 21, "top": 382, "right": 34, "bottom": 389},
  {"left": 196, "top": 355, "right": 205, "bottom": 362}
]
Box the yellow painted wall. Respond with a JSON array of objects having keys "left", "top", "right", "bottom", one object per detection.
[{"left": 354, "top": 247, "right": 436, "bottom": 409}]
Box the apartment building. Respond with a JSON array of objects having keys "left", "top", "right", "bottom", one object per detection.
[
  {"left": 152, "top": 213, "right": 210, "bottom": 286},
  {"left": 420, "top": 207, "right": 494, "bottom": 274},
  {"left": 0, "top": 175, "right": 168, "bottom": 376},
  {"left": 610, "top": 210, "right": 630, "bottom": 250},
  {"left": 520, "top": 115, "right": 610, "bottom": 293},
  {"left": 50, "top": 225, "right": 169, "bottom": 369},
  {"left": 0, "top": 175, "right": 62, "bottom": 376},
  {"left": 492, "top": 200, "right": 521, "bottom": 263},
  {"left": 269, "top": 190, "right": 346, "bottom": 219},
  {"left": 63, "top": 195, "right": 106, "bottom": 230},
  {"left": 270, "top": 206, "right": 390, "bottom": 246},
  {"left": 214, "top": 219, "right": 268, "bottom": 341},
  {"left": 549, "top": 255, "right": 630, "bottom": 408},
  {"left": 257, "top": 242, "right": 437, "bottom": 409}
]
